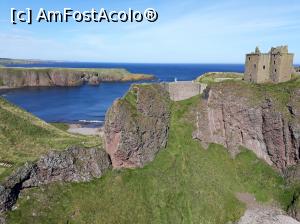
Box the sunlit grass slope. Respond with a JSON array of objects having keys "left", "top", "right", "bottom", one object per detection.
[{"left": 0, "top": 97, "right": 100, "bottom": 181}]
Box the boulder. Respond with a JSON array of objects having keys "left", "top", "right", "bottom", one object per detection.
[
  {"left": 0, "top": 147, "right": 111, "bottom": 214},
  {"left": 23, "top": 146, "right": 111, "bottom": 187}
]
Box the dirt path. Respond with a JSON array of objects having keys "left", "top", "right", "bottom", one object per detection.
[{"left": 236, "top": 192, "right": 300, "bottom": 224}]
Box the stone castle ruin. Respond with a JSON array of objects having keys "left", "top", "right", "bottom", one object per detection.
[{"left": 244, "top": 46, "right": 294, "bottom": 83}]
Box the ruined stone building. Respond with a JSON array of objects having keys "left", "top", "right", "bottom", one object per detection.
[{"left": 244, "top": 46, "right": 294, "bottom": 83}]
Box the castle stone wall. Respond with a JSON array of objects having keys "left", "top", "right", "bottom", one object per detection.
[
  {"left": 244, "top": 54, "right": 259, "bottom": 82},
  {"left": 257, "top": 54, "right": 271, "bottom": 83},
  {"left": 166, "top": 81, "right": 207, "bottom": 101},
  {"left": 244, "top": 46, "right": 294, "bottom": 84},
  {"left": 271, "top": 53, "right": 293, "bottom": 83}
]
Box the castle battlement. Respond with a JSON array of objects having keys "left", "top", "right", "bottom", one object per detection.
[{"left": 244, "top": 46, "right": 294, "bottom": 83}]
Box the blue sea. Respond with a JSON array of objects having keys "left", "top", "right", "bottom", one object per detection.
[{"left": 1, "top": 63, "right": 244, "bottom": 126}]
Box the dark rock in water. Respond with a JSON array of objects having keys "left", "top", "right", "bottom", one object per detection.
[
  {"left": 104, "top": 84, "right": 171, "bottom": 168},
  {"left": 192, "top": 83, "right": 300, "bottom": 171},
  {"left": 0, "top": 147, "right": 111, "bottom": 215}
]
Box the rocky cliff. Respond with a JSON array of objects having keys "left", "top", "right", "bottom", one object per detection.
[
  {"left": 193, "top": 81, "right": 300, "bottom": 171},
  {"left": 0, "top": 68, "right": 154, "bottom": 88},
  {"left": 0, "top": 146, "right": 111, "bottom": 216},
  {"left": 104, "top": 84, "right": 171, "bottom": 168}
]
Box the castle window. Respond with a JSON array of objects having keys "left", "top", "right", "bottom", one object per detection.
[
  {"left": 254, "top": 64, "right": 256, "bottom": 69},
  {"left": 274, "top": 61, "right": 276, "bottom": 65},
  {"left": 263, "top": 65, "right": 266, "bottom": 70},
  {"left": 248, "top": 57, "right": 250, "bottom": 61},
  {"left": 275, "top": 69, "right": 277, "bottom": 72}
]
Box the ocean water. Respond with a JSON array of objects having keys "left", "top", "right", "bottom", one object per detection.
[{"left": 1, "top": 63, "right": 244, "bottom": 125}]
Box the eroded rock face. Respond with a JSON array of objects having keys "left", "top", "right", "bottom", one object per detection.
[
  {"left": 193, "top": 83, "right": 300, "bottom": 170},
  {"left": 0, "top": 163, "right": 33, "bottom": 214},
  {"left": 23, "top": 147, "right": 111, "bottom": 187},
  {"left": 0, "top": 147, "right": 111, "bottom": 215},
  {"left": 104, "top": 84, "right": 171, "bottom": 168},
  {"left": 0, "top": 70, "right": 84, "bottom": 88}
]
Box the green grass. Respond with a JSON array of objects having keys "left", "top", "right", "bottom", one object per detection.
[
  {"left": 0, "top": 97, "right": 100, "bottom": 181},
  {"left": 7, "top": 95, "right": 294, "bottom": 224},
  {"left": 0, "top": 168, "right": 8, "bottom": 178},
  {"left": 196, "top": 72, "right": 244, "bottom": 84},
  {"left": 50, "top": 123, "right": 70, "bottom": 132}
]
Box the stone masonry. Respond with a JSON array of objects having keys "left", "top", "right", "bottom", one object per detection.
[
  {"left": 244, "top": 46, "right": 294, "bottom": 83},
  {"left": 166, "top": 81, "right": 207, "bottom": 101}
]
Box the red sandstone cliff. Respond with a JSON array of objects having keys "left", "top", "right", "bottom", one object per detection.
[
  {"left": 193, "top": 81, "right": 300, "bottom": 171},
  {"left": 104, "top": 84, "right": 171, "bottom": 168}
]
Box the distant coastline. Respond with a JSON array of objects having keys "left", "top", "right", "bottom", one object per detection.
[{"left": 0, "top": 67, "right": 154, "bottom": 89}]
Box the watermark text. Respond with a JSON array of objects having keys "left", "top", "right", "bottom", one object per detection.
[{"left": 11, "top": 8, "right": 159, "bottom": 25}]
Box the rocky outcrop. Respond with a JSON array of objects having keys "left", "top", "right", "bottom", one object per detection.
[
  {"left": 23, "top": 147, "right": 111, "bottom": 187},
  {"left": 238, "top": 207, "right": 300, "bottom": 224},
  {"left": 0, "top": 68, "right": 154, "bottom": 88},
  {"left": 104, "top": 84, "right": 171, "bottom": 168},
  {"left": 0, "top": 163, "right": 33, "bottom": 214},
  {"left": 0, "top": 147, "right": 111, "bottom": 215},
  {"left": 193, "top": 82, "right": 300, "bottom": 171}
]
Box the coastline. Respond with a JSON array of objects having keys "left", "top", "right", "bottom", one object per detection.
[
  {"left": 67, "top": 124, "right": 104, "bottom": 136},
  {"left": 51, "top": 122, "right": 104, "bottom": 136},
  {"left": 0, "top": 67, "right": 155, "bottom": 89}
]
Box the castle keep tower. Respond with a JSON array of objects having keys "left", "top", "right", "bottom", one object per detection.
[{"left": 244, "top": 46, "right": 294, "bottom": 83}]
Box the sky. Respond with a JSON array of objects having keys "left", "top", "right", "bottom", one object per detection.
[{"left": 0, "top": 0, "right": 300, "bottom": 63}]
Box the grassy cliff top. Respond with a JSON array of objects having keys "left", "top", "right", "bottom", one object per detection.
[
  {"left": 196, "top": 72, "right": 244, "bottom": 84},
  {"left": 0, "top": 58, "right": 41, "bottom": 66},
  {"left": 0, "top": 67, "right": 154, "bottom": 79},
  {"left": 7, "top": 92, "right": 296, "bottom": 224},
  {"left": 205, "top": 76, "right": 300, "bottom": 118},
  {"left": 0, "top": 97, "right": 100, "bottom": 181}
]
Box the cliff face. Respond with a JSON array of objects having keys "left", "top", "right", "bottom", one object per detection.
[
  {"left": 193, "top": 82, "right": 300, "bottom": 171},
  {"left": 0, "top": 147, "right": 111, "bottom": 215},
  {"left": 0, "top": 68, "right": 154, "bottom": 88},
  {"left": 104, "top": 84, "right": 171, "bottom": 168}
]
